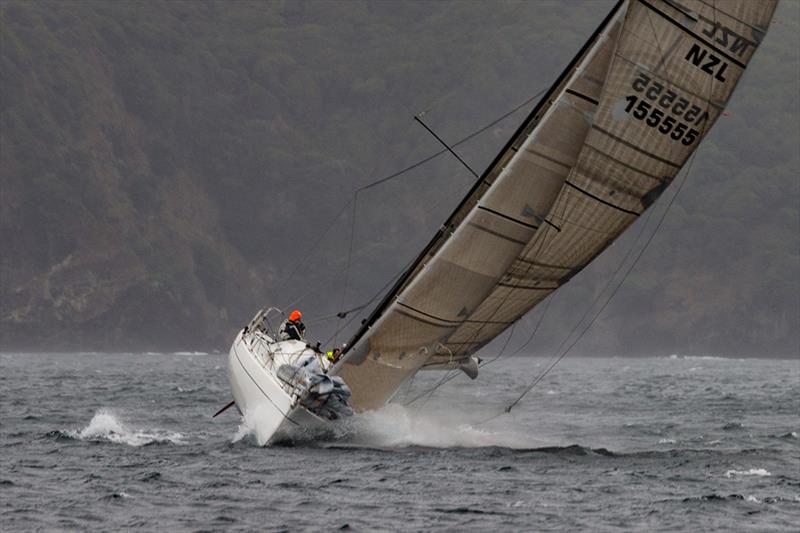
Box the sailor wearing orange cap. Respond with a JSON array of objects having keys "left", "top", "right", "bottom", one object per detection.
[{"left": 279, "top": 310, "right": 306, "bottom": 341}]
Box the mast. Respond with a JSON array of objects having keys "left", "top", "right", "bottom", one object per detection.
[
  {"left": 343, "top": 0, "right": 627, "bottom": 356},
  {"left": 334, "top": 0, "right": 777, "bottom": 411}
]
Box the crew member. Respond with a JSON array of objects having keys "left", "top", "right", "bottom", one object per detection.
[
  {"left": 326, "top": 347, "right": 342, "bottom": 364},
  {"left": 280, "top": 310, "right": 306, "bottom": 341}
]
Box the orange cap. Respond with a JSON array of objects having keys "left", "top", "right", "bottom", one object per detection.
[{"left": 289, "top": 310, "right": 303, "bottom": 322}]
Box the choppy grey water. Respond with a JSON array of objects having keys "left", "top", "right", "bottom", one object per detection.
[{"left": 1, "top": 352, "right": 797, "bottom": 531}]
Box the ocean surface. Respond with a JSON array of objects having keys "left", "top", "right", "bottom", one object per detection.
[{"left": 1, "top": 352, "right": 797, "bottom": 532}]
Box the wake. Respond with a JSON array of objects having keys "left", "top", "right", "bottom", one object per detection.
[
  {"left": 231, "top": 402, "right": 553, "bottom": 449},
  {"left": 334, "top": 404, "right": 539, "bottom": 449}
]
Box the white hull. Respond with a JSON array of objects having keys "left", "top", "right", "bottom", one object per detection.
[{"left": 227, "top": 329, "right": 331, "bottom": 444}]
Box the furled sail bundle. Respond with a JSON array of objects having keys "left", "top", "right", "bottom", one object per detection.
[{"left": 333, "top": 0, "right": 778, "bottom": 410}]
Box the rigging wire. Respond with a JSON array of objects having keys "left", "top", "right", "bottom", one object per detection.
[
  {"left": 406, "top": 367, "right": 459, "bottom": 411},
  {"left": 397, "top": 42, "right": 612, "bottom": 403},
  {"left": 501, "top": 149, "right": 700, "bottom": 416},
  {"left": 481, "top": 8, "right": 714, "bottom": 419},
  {"left": 322, "top": 256, "right": 418, "bottom": 347},
  {"left": 280, "top": 88, "right": 548, "bottom": 312},
  {"left": 335, "top": 191, "right": 360, "bottom": 346},
  {"left": 460, "top": 10, "right": 646, "bottom": 401},
  {"left": 402, "top": 280, "right": 555, "bottom": 406},
  {"left": 430, "top": 41, "right": 593, "bottom": 372},
  {"left": 333, "top": 88, "right": 548, "bottom": 310},
  {"left": 359, "top": 88, "right": 548, "bottom": 193},
  {"left": 283, "top": 200, "right": 355, "bottom": 310},
  {"left": 357, "top": 1, "right": 717, "bottom": 416},
  {"left": 412, "top": 324, "right": 517, "bottom": 409},
  {"left": 487, "top": 294, "right": 555, "bottom": 363},
  {"left": 404, "top": 317, "right": 521, "bottom": 408},
  {"left": 303, "top": 303, "right": 368, "bottom": 326}
]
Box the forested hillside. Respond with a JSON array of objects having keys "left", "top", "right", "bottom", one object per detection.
[{"left": 1, "top": 0, "right": 797, "bottom": 356}]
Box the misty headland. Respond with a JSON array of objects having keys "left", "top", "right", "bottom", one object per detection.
[{"left": 1, "top": 1, "right": 797, "bottom": 357}]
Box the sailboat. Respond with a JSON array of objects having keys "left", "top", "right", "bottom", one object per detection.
[{"left": 224, "top": 0, "right": 778, "bottom": 443}]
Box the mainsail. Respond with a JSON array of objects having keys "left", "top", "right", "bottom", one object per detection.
[{"left": 333, "top": 0, "right": 778, "bottom": 411}]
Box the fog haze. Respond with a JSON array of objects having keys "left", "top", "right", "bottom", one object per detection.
[{"left": 1, "top": 0, "right": 798, "bottom": 357}]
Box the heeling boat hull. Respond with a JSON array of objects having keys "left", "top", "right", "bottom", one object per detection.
[{"left": 227, "top": 331, "right": 330, "bottom": 445}]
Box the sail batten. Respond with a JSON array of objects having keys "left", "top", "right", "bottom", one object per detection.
[{"left": 334, "top": 0, "right": 777, "bottom": 411}]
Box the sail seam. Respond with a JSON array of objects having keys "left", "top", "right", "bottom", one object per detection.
[
  {"left": 477, "top": 205, "right": 540, "bottom": 230},
  {"left": 547, "top": 213, "right": 617, "bottom": 235},
  {"left": 396, "top": 308, "right": 454, "bottom": 329},
  {"left": 584, "top": 143, "right": 665, "bottom": 182},
  {"left": 466, "top": 222, "right": 529, "bottom": 245},
  {"left": 591, "top": 125, "right": 681, "bottom": 167},
  {"left": 524, "top": 148, "right": 572, "bottom": 170},
  {"left": 515, "top": 257, "right": 573, "bottom": 271},
  {"left": 565, "top": 88, "right": 600, "bottom": 105},
  {"left": 564, "top": 180, "right": 642, "bottom": 216},
  {"left": 498, "top": 283, "right": 559, "bottom": 291},
  {"left": 636, "top": 0, "right": 746, "bottom": 68},
  {"left": 398, "top": 303, "right": 513, "bottom": 326},
  {"left": 681, "top": 0, "right": 765, "bottom": 34}
]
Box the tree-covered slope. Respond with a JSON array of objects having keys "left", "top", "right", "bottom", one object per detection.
[{"left": 1, "top": 0, "right": 797, "bottom": 356}]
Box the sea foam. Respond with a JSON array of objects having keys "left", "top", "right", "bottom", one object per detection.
[
  {"left": 667, "top": 354, "right": 734, "bottom": 361},
  {"left": 336, "top": 403, "right": 545, "bottom": 449},
  {"left": 231, "top": 404, "right": 290, "bottom": 446},
  {"left": 724, "top": 468, "right": 772, "bottom": 478},
  {"left": 231, "top": 401, "right": 549, "bottom": 449},
  {"left": 69, "top": 409, "right": 185, "bottom": 447}
]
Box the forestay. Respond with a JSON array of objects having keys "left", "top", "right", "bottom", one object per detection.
[{"left": 334, "top": 0, "right": 778, "bottom": 411}]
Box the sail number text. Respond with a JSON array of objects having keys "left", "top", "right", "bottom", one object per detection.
[
  {"left": 625, "top": 72, "right": 706, "bottom": 146},
  {"left": 623, "top": 96, "right": 698, "bottom": 145},
  {"left": 631, "top": 73, "right": 709, "bottom": 126}
]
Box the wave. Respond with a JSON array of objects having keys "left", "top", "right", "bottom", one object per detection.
[
  {"left": 666, "top": 354, "right": 740, "bottom": 361},
  {"left": 683, "top": 493, "right": 746, "bottom": 502},
  {"left": 234, "top": 409, "right": 618, "bottom": 454},
  {"left": 724, "top": 468, "right": 772, "bottom": 478},
  {"left": 173, "top": 385, "right": 209, "bottom": 394},
  {"left": 721, "top": 422, "right": 744, "bottom": 431},
  {"left": 231, "top": 403, "right": 562, "bottom": 449},
  {"left": 230, "top": 404, "right": 294, "bottom": 447},
  {"left": 433, "top": 507, "right": 512, "bottom": 516},
  {"left": 319, "top": 441, "right": 616, "bottom": 458},
  {"left": 680, "top": 493, "right": 790, "bottom": 505},
  {"left": 101, "top": 491, "right": 132, "bottom": 501},
  {"left": 333, "top": 406, "right": 610, "bottom": 455},
  {"left": 56, "top": 409, "right": 186, "bottom": 447},
  {"left": 231, "top": 414, "right": 260, "bottom": 446},
  {"left": 331, "top": 403, "right": 548, "bottom": 449},
  {"left": 232, "top": 407, "right": 349, "bottom": 448}
]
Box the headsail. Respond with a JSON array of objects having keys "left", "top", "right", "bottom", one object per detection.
[{"left": 334, "top": 0, "right": 778, "bottom": 411}]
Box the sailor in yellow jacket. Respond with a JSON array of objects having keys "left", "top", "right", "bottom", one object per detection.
[{"left": 326, "top": 348, "right": 342, "bottom": 364}]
